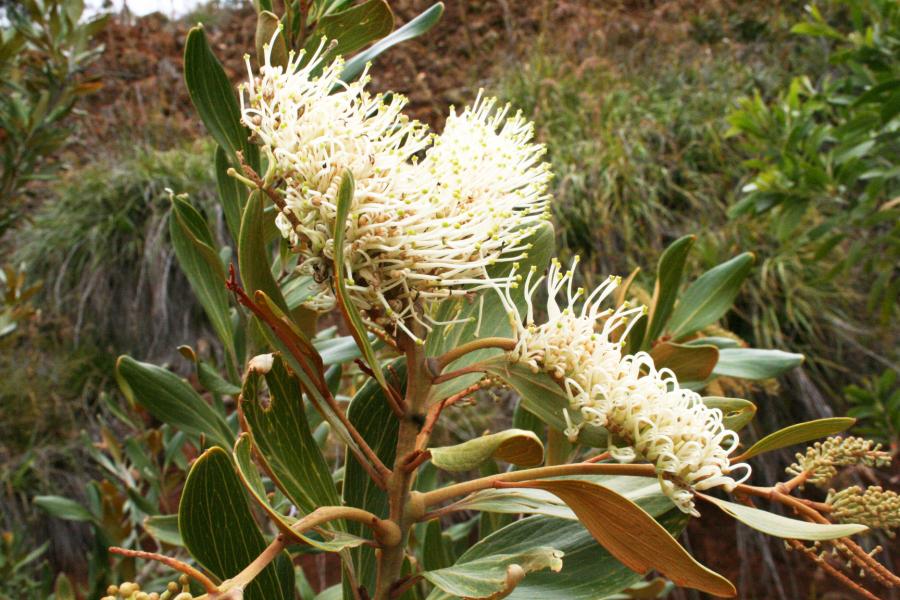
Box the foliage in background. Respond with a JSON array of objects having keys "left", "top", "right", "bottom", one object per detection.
[
  {"left": 728, "top": 0, "right": 899, "bottom": 324},
  {"left": 0, "top": 0, "right": 107, "bottom": 237},
  {"left": 844, "top": 369, "right": 899, "bottom": 447}
]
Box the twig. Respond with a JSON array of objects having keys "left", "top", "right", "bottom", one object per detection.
[
  {"left": 431, "top": 363, "right": 492, "bottom": 385},
  {"left": 585, "top": 451, "right": 611, "bottom": 463},
  {"left": 108, "top": 547, "right": 218, "bottom": 594},
  {"left": 389, "top": 575, "right": 423, "bottom": 599},
  {"left": 420, "top": 462, "right": 657, "bottom": 509},
  {"left": 429, "top": 337, "right": 516, "bottom": 375},
  {"left": 415, "top": 382, "right": 484, "bottom": 450},
  {"left": 233, "top": 153, "right": 303, "bottom": 233},
  {"left": 787, "top": 539, "right": 881, "bottom": 600},
  {"left": 402, "top": 449, "right": 432, "bottom": 473},
  {"left": 732, "top": 484, "right": 900, "bottom": 588},
  {"left": 220, "top": 507, "right": 400, "bottom": 596}
]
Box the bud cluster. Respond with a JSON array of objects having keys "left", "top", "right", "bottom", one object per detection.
[
  {"left": 497, "top": 259, "right": 749, "bottom": 515},
  {"left": 787, "top": 436, "right": 892, "bottom": 487},
  {"left": 827, "top": 485, "right": 900, "bottom": 537},
  {"left": 101, "top": 575, "right": 194, "bottom": 600},
  {"left": 240, "top": 35, "right": 551, "bottom": 340}
]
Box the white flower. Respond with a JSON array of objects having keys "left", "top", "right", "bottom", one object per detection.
[
  {"left": 241, "top": 37, "right": 552, "bottom": 341},
  {"left": 499, "top": 259, "right": 750, "bottom": 515},
  {"left": 240, "top": 37, "right": 431, "bottom": 322}
]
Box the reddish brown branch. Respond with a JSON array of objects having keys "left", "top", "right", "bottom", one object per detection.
[
  {"left": 401, "top": 449, "right": 432, "bottom": 473},
  {"left": 585, "top": 451, "right": 612, "bottom": 463},
  {"left": 415, "top": 382, "right": 483, "bottom": 450},
  {"left": 787, "top": 539, "right": 881, "bottom": 600},
  {"left": 109, "top": 547, "right": 218, "bottom": 594},
  {"left": 236, "top": 153, "right": 303, "bottom": 232}
]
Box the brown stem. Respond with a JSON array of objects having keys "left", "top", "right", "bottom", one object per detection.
[
  {"left": 431, "top": 363, "right": 491, "bottom": 385},
  {"left": 431, "top": 337, "right": 516, "bottom": 374},
  {"left": 585, "top": 451, "right": 612, "bottom": 463},
  {"left": 402, "top": 450, "right": 432, "bottom": 473},
  {"left": 420, "top": 462, "right": 657, "bottom": 509},
  {"left": 374, "top": 329, "right": 433, "bottom": 600},
  {"left": 787, "top": 539, "right": 881, "bottom": 600},
  {"left": 234, "top": 154, "right": 303, "bottom": 233},
  {"left": 779, "top": 470, "right": 811, "bottom": 493},
  {"left": 220, "top": 507, "right": 398, "bottom": 595},
  {"left": 415, "top": 382, "right": 483, "bottom": 450},
  {"left": 389, "top": 575, "right": 423, "bottom": 599},
  {"left": 108, "top": 547, "right": 218, "bottom": 594},
  {"left": 298, "top": 0, "right": 309, "bottom": 46},
  {"left": 732, "top": 485, "right": 900, "bottom": 588}
]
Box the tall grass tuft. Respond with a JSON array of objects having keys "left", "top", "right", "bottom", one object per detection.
[{"left": 13, "top": 140, "right": 222, "bottom": 360}]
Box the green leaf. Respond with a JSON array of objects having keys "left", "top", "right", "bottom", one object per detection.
[
  {"left": 144, "top": 515, "right": 183, "bottom": 546},
  {"left": 702, "top": 397, "right": 757, "bottom": 431},
  {"left": 430, "top": 429, "right": 544, "bottom": 473},
  {"left": 198, "top": 360, "right": 241, "bottom": 396},
  {"left": 482, "top": 357, "right": 607, "bottom": 448},
  {"left": 341, "top": 2, "right": 444, "bottom": 82},
  {"left": 686, "top": 336, "right": 741, "bottom": 349},
  {"left": 649, "top": 341, "right": 718, "bottom": 382},
  {"left": 790, "top": 21, "right": 842, "bottom": 40},
  {"left": 699, "top": 495, "right": 867, "bottom": 540},
  {"left": 184, "top": 26, "right": 258, "bottom": 170},
  {"left": 233, "top": 434, "right": 367, "bottom": 552},
  {"left": 54, "top": 573, "right": 75, "bottom": 600},
  {"left": 424, "top": 546, "right": 564, "bottom": 599},
  {"left": 255, "top": 10, "right": 287, "bottom": 68},
  {"left": 169, "top": 195, "right": 235, "bottom": 360},
  {"left": 306, "top": 0, "right": 393, "bottom": 59},
  {"left": 331, "top": 171, "right": 396, "bottom": 403},
  {"left": 179, "top": 447, "right": 293, "bottom": 600},
  {"left": 738, "top": 417, "right": 856, "bottom": 460},
  {"left": 315, "top": 333, "right": 372, "bottom": 365},
  {"left": 239, "top": 353, "right": 341, "bottom": 514},
  {"left": 427, "top": 222, "right": 555, "bottom": 397},
  {"left": 668, "top": 253, "right": 754, "bottom": 340},
  {"left": 215, "top": 145, "right": 245, "bottom": 241},
  {"left": 116, "top": 356, "right": 234, "bottom": 449},
  {"left": 646, "top": 234, "right": 695, "bottom": 344},
  {"left": 422, "top": 520, "right": 455, "bottom": 572},
  {"left": 509, "top": 480, "right": 735, "bottom": 597},
  {"left": 343, "top": 360, "right": 405, "bottom": 591},
  {"left": 34, "top": 496, "right": 93, "bottom": 522},
  {"left": 425, "top": 510, "right": 687, "bottom": 600},
  {"left": 239, "top": 191, "right": 289, "bottom": 314},
  {"left": 712, "top": 348, "right": 804, "bottom": 380}
]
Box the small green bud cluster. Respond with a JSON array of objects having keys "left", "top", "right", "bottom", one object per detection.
[
  {"left": 828, "top": 486, "right": 900, "bottom": 537},
  {"left": 101, "top": 575, "right": 195, "bottom": 600},
  {"left": 786, "top": 436, "right": 891, "bottom": 487}
]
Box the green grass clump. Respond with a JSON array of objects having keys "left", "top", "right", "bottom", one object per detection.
[
  {"left": 497, "top": 46, "right": 777, "bottom": 284},
  {"left": 13, "top": 140, "right": 222, "bottom": 358}
]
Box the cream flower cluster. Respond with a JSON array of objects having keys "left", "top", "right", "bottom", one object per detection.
[
  {"left": 240, "top": 36, "right": 551, "bottom": 340},
  {"left": 498, "top": 259, "right": 749, "bottom": 515}
]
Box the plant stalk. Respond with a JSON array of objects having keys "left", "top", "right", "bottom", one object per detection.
[
  {"left": 374, "top": 332, "right": 433, "bottom": 600},
  {"left": 420, "top": 462, "right": 657, "bottom": 509}
]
